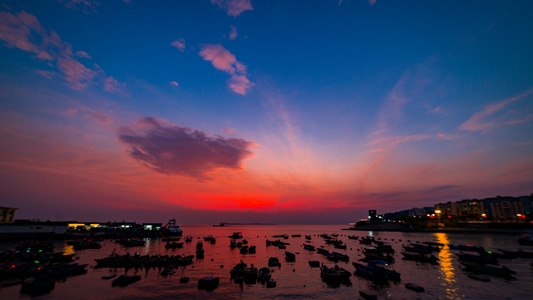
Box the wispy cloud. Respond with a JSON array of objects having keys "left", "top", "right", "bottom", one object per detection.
[
  {"left": 0, "top": 11, "right": 125, "bottom": 94},
  {"left": 170, "top": 39, "right": 186, "bottom": 52},
  {"left": 199, "top": 44, "right": 253, "bottom": 95},
  {"left": 104, "top": 76, "right": 129, "bottom": 96},
  {"left": 169, "top": 81, "right": 179, "bottom": 87},
  {"left": 505, "top": 114, "right": 533, "bottom": 126},
  {"left": 62, "top": 107, "right": 111, "bottom": 125},
  {"left": 460, "top": 88, "right": 533, "bottom": 132},
  {"left": 56, "top": 57, "right": 96, "bottom": 90},
  {"left": 60, "top": 0, "right": 99, "bottom": 12},
  {"left": 75, "top": 50, "right": 91, "bottom": 58},
  {"left": 118, "top": 117, "right": 255, "bottom": 180},
  {"left": 368, "top": 0, "right": 377, "bottom": 6},
  {"left": 228, "top": 25, "right": 238, "bottom": 40},
  {"left": 211, "top": 0, "right": 253, "bottom": 17}
]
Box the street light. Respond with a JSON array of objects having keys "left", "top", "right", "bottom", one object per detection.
[{"left": 435, "top": 210, "right": 441, "bottom": 223}]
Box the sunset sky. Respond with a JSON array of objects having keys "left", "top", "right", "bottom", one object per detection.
[{"left": 1, "top": 0, "right": 532, "bottom": 224}]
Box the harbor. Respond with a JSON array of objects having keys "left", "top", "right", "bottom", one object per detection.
[{"left": 1, "top": 224, "right": 532, "bottom": 299}]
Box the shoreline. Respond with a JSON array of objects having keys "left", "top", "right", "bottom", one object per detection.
[{"left": 341, "top": 224, "right": 533, "bottom": 234}]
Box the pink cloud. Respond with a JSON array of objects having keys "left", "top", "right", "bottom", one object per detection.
[
  {"left": 369, "top": 0, "right": 377, "bottom": 6},
  {"left": 62, "top": 107, "right": 111, "bottom": 125},
  {"left": 104, "top": 76, "right": 128, "bottom": 96},
  {"left": 56, "top": 57, "right": 96, "bottom": 90},
  {"left": 75, "top": 50, "right": 91, "bottom": 58},
  {"left": 171, "top": 39, "right": 186, "bottom": 52},
  {"left": 229, "top": 25, "right": 238, "bottom": 40},
  {"left": 170, "top": 81, "right": 179, "bottom": 87},
  {"left": 36, "top": 70, "right": 54, "bottom": 79},
  {"left": 211, "top": 0, "right": 253, "bottom": 17},
  {"left": 199, "top": 44, "right": 253, "bottom": 95},
  {"left": 0, "top": 11, "right": 52, "bottom": 59},
  {"left": 0, "top": 11, "right": 123, "bottom": 93},
  {"left": 229, "top": 74, "right": 252, "bottom": 95},
  {"left": 460, "top": 88, "right": 533, "bottom": 132},
  {"left": 505, "top": 114, "right": 533, "bottom": 126}
]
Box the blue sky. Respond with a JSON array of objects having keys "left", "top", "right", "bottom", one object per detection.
[{"left": 0, "top": 0, "right": 532, "bottom": 224}]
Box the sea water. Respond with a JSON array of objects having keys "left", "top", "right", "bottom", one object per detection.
[{"left": 1, "top": 224, "right": 532, "bottom": 300}]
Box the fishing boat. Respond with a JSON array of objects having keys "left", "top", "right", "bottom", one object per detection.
[{"left": 405, "top": 282, "right": 425, "bottom": 292}]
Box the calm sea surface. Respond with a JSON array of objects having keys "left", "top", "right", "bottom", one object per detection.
[{"left": 1, "top": 224, "right": 533, "bottom": 300}]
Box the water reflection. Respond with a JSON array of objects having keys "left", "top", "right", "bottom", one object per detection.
[
  {"left": 63, "top": 244, "right": 75, "bottom": 256},
  {"left": 435, "top": 232, "right": 460, "bottom": 299}
]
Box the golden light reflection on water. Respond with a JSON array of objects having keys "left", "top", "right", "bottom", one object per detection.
[
  {"left": 63, "top": 244, "right": 75, "bottom": 256},
  {"left": 435, "top": 232, "right": 460, "bottom": 300}
]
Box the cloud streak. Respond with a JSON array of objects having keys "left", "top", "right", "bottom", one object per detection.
[
  {"left": 118, "top": 117, "right": 255, "bottom": 179},
  {"left": 199, "top": 44, "right": 252, "bottom": 95},
  {"left": 171, "top": 39, "right": 186, "bottom": 52},
  {"left": 211, "top": 0, "right": 253, "bottom": 17},
  {"left": 460, "top": 88, "right": 533, "bottom": 132},
  {"left": 0, "top": 10, "right": 125, "bottom": 93}
]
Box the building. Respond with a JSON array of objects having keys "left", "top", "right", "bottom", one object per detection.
[
  {"left": 0, "top": 206, "right": 17, "bottom": 223},
  {"left": 485, "top": 196, "right": 530, "bottom": 221}
]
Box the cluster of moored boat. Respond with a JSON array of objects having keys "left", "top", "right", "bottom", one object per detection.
[
  {"left": 2, "top": 231, "right": 532, "bottom": 297},
  {"left": 0, "top": 240, "right": 88, "bottom": 296}
]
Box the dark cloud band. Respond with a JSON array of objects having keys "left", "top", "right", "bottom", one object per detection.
[{"left": 119, "top": 117, "right": 254, "bottom": 179}]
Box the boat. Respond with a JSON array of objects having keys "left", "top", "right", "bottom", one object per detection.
[
  {"left": 316, "top": 247, "right": 329, "bottom": 255},
  {"left": 116, "top": 238, "right": 145, "bottom": 247},
  {"left": 244, "top": 265, "right": 258, "bottom": 283},
  {"left": 449, "top": 244, "right": 484, "bottom": 252},
  {"left": 160, "top": 268, "right": 176, "bottom": 276},
  {"left": 518, "top": 235, "right": 533, "bottom": 246},
  {"left": 165, "top": 241, "right": 184, "bottom": 249},
  {"left": 401, "top": 251, "right": 439, "bottom": 264},
  {"left": 326, "top": 251, "right": 349, "bottom": 262},
  {"left": 467, "top": 273, "right": 490, "bottom": 282},
  {"left": 230, "top": 261, "right": 247, "bottom": 280},
  {"left": 308, "top": 260, "right": 320, "bottom": 267},
  {"left": 497, "top": 248, "right": 533, "bottom": 258},
  {"left": 266, "top": 279, "right": 277, "bottom": 288},
  {"left": 285, "top": 251, "right": 296, "bottom": 262},
  {"left": 359, "top": 291, "right": 378, "bottom": 300},
  {"left": 45, "top": 262, "right": 88, "bottom": 279},
  {"left": 161, "top": 236, "right": 180, "bottom": 242},
  {"left": 305, "top": 235, "right": 312, "bottom": 240},
  {"left": 460, "top": 261, "right": 516, "bottom": 279},
  {"left": 197, "top": 276, "right": 219, "bottom": 290},
  {"left": 203, "top": 235, "right": 216, "bottom": 243},
  {"left": 165, "top": 218, "right": 183, "bottom": 236},
  {"left": 268, "top": 257, "right": 281, "bottom": 267},
  {"left": 405, "top": 282, "right": 425, "bottom": 292},
  {"left": 303, "top": 244, "right": 315, "bottom": 251},
  {"left": 111, "top": 274, "right": 141, "bottom": 287},
  {"left": 352, "top": 262, "right": 388, "bottom": 285},
  {"left": 320, "top": 264, "right": 351, "bottom": 285},
  {"left": 257, "top": 267, "right": 271, "bottom": 283},
  {"left": 101, "top": 273, "right": 117, "bottom": 280},
  {"left": 229, "top": 232, "right": 243, "bottom": 239},
  {"left": 456, "top": 253, "right": 498, "bottom": 265},
  {"left": 184, "top": 235, "right": 193, "bottom": 243},
  {"left": 354, "top": 262, "right": 401, "bottom": 282},
  {"left": 20, "top": 277, "right": 55, "bottom": 296}
]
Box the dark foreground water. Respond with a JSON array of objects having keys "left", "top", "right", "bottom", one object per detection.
[{"left": 1, "top": 224, "right": 533, "bottom": 300}]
